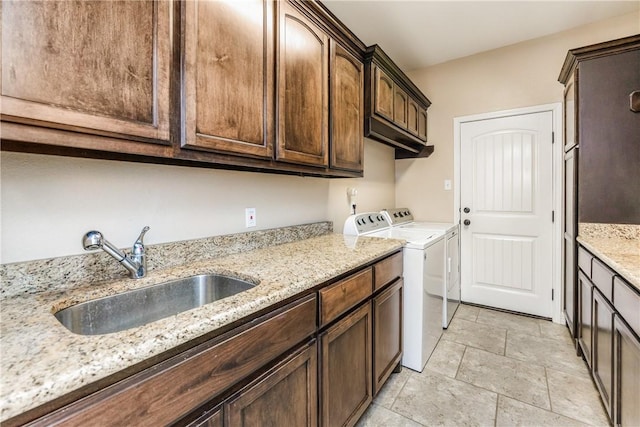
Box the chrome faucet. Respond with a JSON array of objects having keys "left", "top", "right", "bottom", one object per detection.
[{"left": 82, "top": 226, "right": 150, "bottom": 279}]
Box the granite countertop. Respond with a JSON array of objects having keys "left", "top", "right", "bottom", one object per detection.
[
  {"left": 577, "top": 224, "right": 640, "bottom": 291},
  {"left": 0, "top": 233, "right": 403, "bottom": 422}
]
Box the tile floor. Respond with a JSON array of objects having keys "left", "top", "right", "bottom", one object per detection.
[{"left": 357, "top": 304, "right": 610, "bottom": 427}]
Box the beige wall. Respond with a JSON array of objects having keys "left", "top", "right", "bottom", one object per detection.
[
  {"left": 397, "top": 11, "right": 640, "bottom": 222},
  {"left": 0, "top": 139, "right": 395, "bottom": 263}
]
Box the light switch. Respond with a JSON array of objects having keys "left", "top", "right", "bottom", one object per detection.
[{"left": 444, "top": 180, "right": 452, "bottom": 191}]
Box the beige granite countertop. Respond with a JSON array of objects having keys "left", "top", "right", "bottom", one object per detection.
[
  {"left": 577, "top": 224, "right": 640, "bottom": 291},
  {"left": 0, "top": 233, "right": 403, "bottom": 422}
]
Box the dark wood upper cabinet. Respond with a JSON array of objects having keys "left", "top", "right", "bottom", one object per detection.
[
  {"left": 277, "top": 1, "right": 329, "bottom": 167},
  {"left": 0, "top": 0, "right": 387, "bottom": 178},
  {"left": 182, "top": 0, "right": 274, "bottom": 158},
  {"left": 1, "top": 0, "right": 171, "bottom": 147},
  {"left": 364, "top": 45, "right": 433, "bottom": 159},
  {"left": 330, "top": 41, "right": 364, "bottom": 172}
]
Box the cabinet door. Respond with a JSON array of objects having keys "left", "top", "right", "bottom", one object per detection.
[
  {"left": 226, "top": 341, "right": 318, "bottom": 427},
  {"left": 330, "top": 42, "right": 364, "bottom": 172},
  {"left": 563, "top": 148, "right": 578, "bottom": 339},
  {"left": 418, "top": 108, "right": 428, "bottom": 141},
  {"left": 320, "top": 302, "right": 372, "bottom": 427},
  {"left": 183, "top": 0, "right": 274, "bottom": 158},
  {"left": 277, "top": 2, "right": 329, "bottom": 167},
  {"left": 1, "top": 0, "right": 170, "bottom": 144},
  {"left": 613, "top": 316, "right": 640, "bottom": 427},
  {"left": 393, "top": 87, "right": 408, "bottom": 128},
  {"left": 593, "top": 289, "right": 614, "bottom": 419},
  {"left": 406, "top": 99, "right": 419, "bottom": 135},
  {"left": 578, "top": 270, "right": 593, "bottom": 366},
  {"left": 373, "top": 279, "right": 403, "bottom": 395},
  {"left": 563, "top": 74, "right": 576, "bottom": 152},
  {"left": 373, "top": 66, "right": 394, "bottom": 121}
]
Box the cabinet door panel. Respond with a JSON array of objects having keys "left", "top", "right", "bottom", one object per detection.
[
  {"left": 373, "top": 67, "right": 394, "bottom": 121},
  {"left": 226, "top": 341, "right": 317, "bottom": 427},
  {"left": 330, "top": 42, "right": 364, "bottom": 172},
  {"left": 578, "top": 270, "right": 593, "bottom": 366},
  {"left": 184, "top": 0, "right": 274, "bottom": 158},
  {"left": 593, "top": 289, "right": 614, "bottom": 419},
  {"left": 393, "top": 87, "right": 408, "bottom": 128},
  {"left": 320, "top": 302, "right": 372, "bottom": 427},
  {"left": 277, "top": 2, "right": 328, "bottom": 166},
  {"left": 373, "top": 279, "right": 403, "bottom": 395},
  {"left": 407, "top": 99, "right": 419, "bottom": 135},
  {"left": 1, "top": 0, "right": 170, "bottom": 143},
  {"left": 418, "top": 108, "right": 428, "bottom": 141},
  {"left": 613, "top": 316, "right": 640, "bottom": 427}
]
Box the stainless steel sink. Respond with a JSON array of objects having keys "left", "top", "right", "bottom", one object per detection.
[{"left": 54, "top": 274, "right": 256, "bottom": 335}]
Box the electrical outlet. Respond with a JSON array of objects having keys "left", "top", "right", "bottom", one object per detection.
[{"left": 245, "top": 208, "right": 256, "bottom": 228}]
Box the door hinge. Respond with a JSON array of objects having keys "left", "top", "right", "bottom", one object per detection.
[
  {"left": 552, "top": 132, "right": 555, "bottom": 144},
  {"left": 552, "top": 289, "right": 555, "bottom": 301},
  {"left": 552, "top": 211, "right": 555, "bottom": 222}
]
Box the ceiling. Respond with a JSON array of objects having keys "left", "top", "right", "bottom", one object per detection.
[{"left": 323, "top": 1, "right": 640, "bottom": 71}]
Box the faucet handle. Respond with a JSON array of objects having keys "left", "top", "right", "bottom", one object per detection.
[{"left": 132, "top": 226, "right": 150, "bottom": 255}]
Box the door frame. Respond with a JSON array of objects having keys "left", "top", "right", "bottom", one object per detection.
[{"left": 453, "top": 103, "right": 563, "bottom": 324}]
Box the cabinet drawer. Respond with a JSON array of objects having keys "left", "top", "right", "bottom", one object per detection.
[
  {"left": 32, "top": 296, "right": 317, "bottom": 426},
  {"left": 373, "top": 252, "right": 403, "bottom": 292},
  {"left": 614, "top": 277, "right": 640, "bottom": 337},
  {"left": 592, "top": 258, "right": 614, "bottom": 301},
  {"left": 578, "top": 246, "right": 592, "bottom": 276},
  {"left": 320, "top": 268, "right": 373, "bottom": 327}
]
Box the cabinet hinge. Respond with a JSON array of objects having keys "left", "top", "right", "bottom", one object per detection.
[{"left": 552, "top": 289, "right": 555, "bottom": 301}]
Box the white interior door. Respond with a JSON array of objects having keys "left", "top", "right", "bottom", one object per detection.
[{"left": 460, "top": 111, "right": 553, "bottom": 317}]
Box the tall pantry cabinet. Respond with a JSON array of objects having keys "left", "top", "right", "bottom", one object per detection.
[{"left": 559, "top": 34, "right": 640, "bottom": 427}]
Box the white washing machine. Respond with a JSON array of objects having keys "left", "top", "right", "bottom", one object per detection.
[
  {"left": 344, "top": 212, "right": 444, "bottom": 372},
  {"left": 381, "top": 208, "right": 460, "bottom": 328}
]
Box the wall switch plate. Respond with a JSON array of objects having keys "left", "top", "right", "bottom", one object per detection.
[
  {"left": 444, "top": 179, "right": 452, "bottom": 191},
  {"left": 245, "top": 208, "right": 256, "bottom": 228}
]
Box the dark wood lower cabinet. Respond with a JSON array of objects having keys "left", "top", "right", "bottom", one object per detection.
[
  {"left": 373, "top": 279, "right": 403, "bottom": 395},
  {"left": 225, "top": 341, "right": 318, "bottom": 427},
  {"left": 592, "top": 289, "right": 614, "bottom": 418},
  {"left": 613, "top": 316, "right": 640, "bottom": 427},
  {"left": 16, "top": 252, "right": 403, "bottom": 427},
  {"left": 320, "top": 302, "right": 372, "bottom": 427}
]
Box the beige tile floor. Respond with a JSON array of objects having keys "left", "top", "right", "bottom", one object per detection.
[{"left": 358, "top": 304, "right": 610, "bottom": 427}]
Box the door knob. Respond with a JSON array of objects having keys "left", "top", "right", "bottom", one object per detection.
[
  {"left": 463, "top": 219, "right": 471, "bottom": 226},
  {"left": 463, "top": 207, "right": 470, "bottom": 213}
]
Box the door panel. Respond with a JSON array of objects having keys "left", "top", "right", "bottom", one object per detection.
[
  {"left": 461, "top": 112, "right": 553, "bottom": 317},
  {"left": 277, "top": 2, "right": 328, "bottom": 166},
  {"left": 183, "top": 0, "right": 274, "bottom": 157}
]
